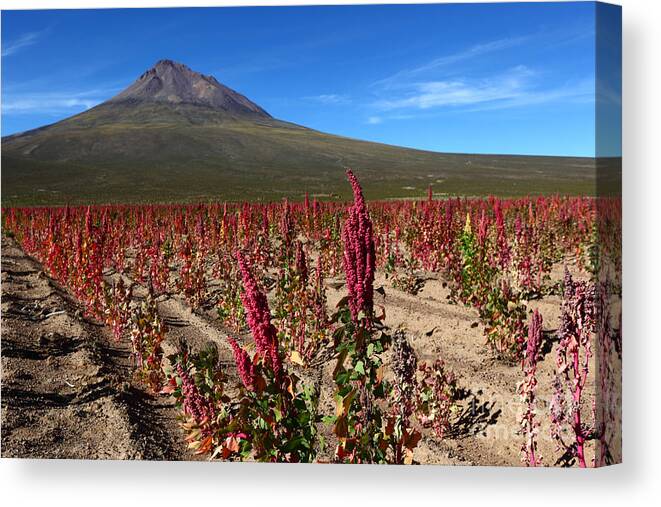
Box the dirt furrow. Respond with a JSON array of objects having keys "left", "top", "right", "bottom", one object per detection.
[{"left": 1, "top": 236, "right": 189, "bottom": 460}]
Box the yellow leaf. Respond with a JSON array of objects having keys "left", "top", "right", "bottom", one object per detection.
[
  {"left": 290, "top": 350, "right": 305, "bottom": 366},
  {"left": 464, "top": 213, "right": 472, "bottom": 234},
  {"left": 335, "top": 415, "right": 349, "bottom": 438},
  {"left": 335, "top": 388, "right": 356, "bottom": 417}
]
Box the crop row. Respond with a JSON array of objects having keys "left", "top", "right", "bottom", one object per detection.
[{"left": 2, "top": 172, "right": 621, "bottom": 465}]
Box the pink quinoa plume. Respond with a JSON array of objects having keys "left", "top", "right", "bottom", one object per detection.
[
  {"left": 236, "top": 251, "right": 282, "bottom": 378},
  {"left": 342, "top": 169, "right": 375, "bottom": 324},
  {"left": 228, "top": 337, "right": 257, "bottom": 390},
  {"left": 526, "top": 309, "right": 543, "bottom": 368},
  {"left": 176, "top": 363, "right": 214, "bottom": 423}
]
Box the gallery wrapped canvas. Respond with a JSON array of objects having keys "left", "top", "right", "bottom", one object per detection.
[{"left": 0, "top": 2, "right": 621, "bottom": 466}]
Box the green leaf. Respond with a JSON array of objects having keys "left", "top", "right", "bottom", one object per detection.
[
  {"left": 322, "top": 415, "right": 337, "bottom": 425},
  {"left": 336, "top": 371, "right": 350, "bottom": 386}
]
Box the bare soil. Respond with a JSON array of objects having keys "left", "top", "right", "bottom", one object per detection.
[{"left": 1, "top": 236, "right": 189, "bottom": 460}]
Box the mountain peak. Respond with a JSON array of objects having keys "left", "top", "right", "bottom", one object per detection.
[
  {"left": 154, "top": 58, "right": 184, "bottom": 68},
  {"left": 108, "top": 59, "right": 271, "bottom": 118}
]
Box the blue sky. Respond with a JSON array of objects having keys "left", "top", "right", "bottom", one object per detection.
[{"left": 1, "top": 3, "right": 620, "bottom": 156}]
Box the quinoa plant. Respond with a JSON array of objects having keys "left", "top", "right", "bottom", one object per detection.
[
  {"left": 415, "top": 359, "right": 459, "bottom": 440},
  {"left": 177, "top": 236, "right": 206, "bottom": 309},
  {"left": 550, "top": 268, "right": 598, "bottom": 467},
  {"left": 220, "top": 252, "right": 321, "bottom": 461},
  {"left": 518, "top": 309, "right": 543, "bottom": 466},
  {"left": 103, "top": 278, "right": 133, "bottom": 342},
  {"left": 453, "top": 212, "right": 527, "bottom": 360},
  {"left": 215, "top": 256, "right": 246, "bottom": 333},
  {"left": 329, "top": 170, "right": 393, "bottom": 463},
  {"left": 148, "top": 232, "right": 170, "bottom": 294},
  {"left": 481, "top": 281, "right": 528, "bottom": 360},
  {"left": 273, "top": 241, "right": 330, "bottom": 365},
  {"left": 387, "top": 330, "right": 422, "bottom": 463},
  {"left": 129, "top": 292, "right": 167, "bottom": 391},
  {"left": 385, "top": 252, "right": 424, "bottom": 295},
  {"left": 166, "top": 345, "right": 225, "bottom": 455}
]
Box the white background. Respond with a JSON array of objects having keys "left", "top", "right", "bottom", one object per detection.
[{"left": 0, "top": 0, "right": 659, "bottom": 505}]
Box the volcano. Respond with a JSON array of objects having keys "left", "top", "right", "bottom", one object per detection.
[{"left": 1, "top": 60, "right": 596, "bottom": 205}]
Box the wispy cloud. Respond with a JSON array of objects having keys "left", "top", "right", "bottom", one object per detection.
[
  {"left": 462, "top": 78, "right": 594, "bottom": 113},
  {"left": 367, "top": 64, "right": 594, "bottom": 124},
  {"left": 2, "top": 30, "right": 46, "bottom": 57},
  {"left": 374, "top": 65, "right": 534, "bottom": 111},
  {"left": 2, "top": 88, "right": 118, "bottom": 114},
  {"left": 304, "top": 93, "right": 351, "bottom": 105},
  {"left": 373, "top": 36, "right": 529, "bottom": 89},
  {"left": 366, "top": 116, "right": 382, "bottom": 125}
]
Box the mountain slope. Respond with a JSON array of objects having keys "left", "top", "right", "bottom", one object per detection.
[{"left": 1, "top": 60, "right": 598, "bottom": 205}]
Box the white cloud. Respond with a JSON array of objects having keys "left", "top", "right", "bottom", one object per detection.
[
  {"left": 3, "top": 97, "right": 97, "bottom": 113},
  {"left": 366, "top": 116, "right": 382, "bottom": 125},
  {"left": 373, "top": 36, "right": 529, "bottom": 89},
  {"left": 374, "top": 66, "right": 532, "bottom": 110},
  {"left": 304, "top": 93, "right": 351, "bottom": 105},
  {"left": 2, "top": 31, "right": 45, "bottom": 57},
  {"left": 463, "top": 78, "right": 594, "bottom": 112},
  {"left": 2, "top": 89, "right": 115, "bottom": 114},
  {"left": 370, "top": 66, "right": 594, "bottom": 120}
]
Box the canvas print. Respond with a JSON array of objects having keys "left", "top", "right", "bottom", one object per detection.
[{"left": 0, "top": 2, "right": 621, "bottom": 466}]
